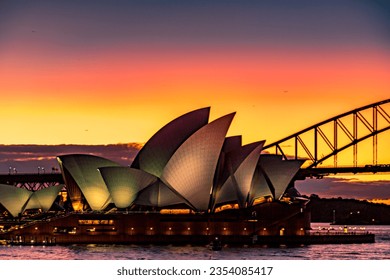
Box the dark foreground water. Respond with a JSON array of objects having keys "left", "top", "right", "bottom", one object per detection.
[{"left": 1, "top": 224, "right": 389, "bottom": 260}]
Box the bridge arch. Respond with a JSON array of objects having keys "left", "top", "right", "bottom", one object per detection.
[{"left": 263, "top": 99, "right": 390, "bottom": 169}]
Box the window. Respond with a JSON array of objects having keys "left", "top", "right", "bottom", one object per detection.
[{"left": 78, "top": 219, "right": 114, "bottom": 225}]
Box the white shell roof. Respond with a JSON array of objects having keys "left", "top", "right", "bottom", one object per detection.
[
  {"left": 57, "top": 154, "right": 120, "bottom": 211},
  {"left": 259, "top": 155, "right": 304, "bottom": 200},
  {"left": 161, "top": 113, "right": 235, "bottom": 211},
  {"left": 0, "top": 184, "right": 32, "bottom": 217},
  {"left": 222, "top": 135, "right": 242, "bottom": 153},
  {"left": 215, "top": 141, "right": 264, "bottom": 207},
  {"left": 134, "top": 180, "right": 186, "bottom": 207},
  {"left": 28, "top": 185, "right": 64, "bottom": 211},
  {"left": 99, "top": 167, "right": 157, "bottom": 208},
  {"left": 248, "top": 165, "right": 273, "bottom": 205},
  {"left": 229, "top": 142, "right": 264, "bottom": 206},
  {"left": 52, "top": 109, "right": 304, "bottom": 212},
  {"left": 25, "top": 194, "right": 41, "bottom": 210},
  {"left": 214, "top": 176, "right": 238, "bottom": 206},
  {"left": 132, "top": 107, "right": 210, "bottom": 177}
]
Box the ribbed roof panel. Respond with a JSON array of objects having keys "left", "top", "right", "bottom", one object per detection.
[
  {"left": 249, "top": 165, "right": 273, "bottom": 205},
  {"left": 161, "top": 113, "right": 235, "bottom": 211},
  {"left": 134, "top": 180, "right": 186, "bottom": 207},
  {"left": 231, "top": 142, "right": 264, "bottom": 206},
  {"left": 31, "top": 185, "right": 64, "bottom": 211},
  {"left": 57, "top": 154, "right": 120, "bottom": 211},
  {"left": 259, "top": 155, "right": 304, "bottom": 200},
  {"left": 215, "top": 141, "right": 264, "bottom": 207},
  {"left": 214, "top": 176, "right": 237, "bottom": 205},
  {"left": 0, "top": 184, "right": 32, "bottom": 217},
  {"left": 99, "top": 167, "right": 157, "bottom": 208},
  {"left": 132, "top": 107, "right": 210, "bottom": 177},
  {"left": 222, "top": 135, "right": 242, "bottom": 153},
  {"left": 24, "top": 195, "right": 41, "bottom": 210}
]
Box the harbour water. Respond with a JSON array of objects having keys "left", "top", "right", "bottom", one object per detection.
[{"left": 1, "top": 224, "right": 389, "bottom": 260}]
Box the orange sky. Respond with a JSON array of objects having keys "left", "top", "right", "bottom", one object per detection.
[
  {"left": 0, "top": 1, "right": 389, "bottom": 158},
  {"left": 1, "top": 47, "right": 389, "bottom": 146}
]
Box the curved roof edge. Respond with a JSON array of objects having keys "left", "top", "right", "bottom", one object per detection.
[
  {"left": 132, "top": 107, "right": 210, "bottom": 177},
  {"left": 214, "top": 141, "right": 264, "bottom": 207},
  {"left": 219, "top": 140, "right": 265, "bottom": 187},
  {"left": 248, "top": 165, "right": 273, "bottom": 205},
  {"left": 99, "top": 166, "right": 157, "bottom": 208},
  {"left": 259, "top": 155, "right": 305, "bottom": 200},
  {"left": 231, "top": 141, "right": 264, "bottom": 206},
  {"left": 222, "top": 135, "right": 242, "bottom": 153},
  {"left": 57, "top": 154, "right": 120, "bottom": 211},
  {"left": 134, "top": 180, "right": 187, "bottom": 207},
  {"left": 161, "top": 112, "right": 235, "bottom": 211},
  {"left": 31, "top": 184, "right": 64, "bottom": 211},
  {"left": 0, "top": 184, "right": 32, "bottom": 217}
]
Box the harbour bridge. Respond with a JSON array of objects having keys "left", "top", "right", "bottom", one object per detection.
[
  {"left": 263, "top": 98, "right": 390, "bottom": 179},
  {"left": 1, "top": 99, "right": 390, "bottom": 190}
]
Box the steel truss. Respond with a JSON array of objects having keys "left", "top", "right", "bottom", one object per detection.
[
  {"left": 0, "top": 173, "right": 64, "bottom": 191},
  {"left": 263, "top": 99, "right": 390, "bottom": 168}
]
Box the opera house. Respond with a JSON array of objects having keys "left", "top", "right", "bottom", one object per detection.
[{"left": 0, "top": 107, "right": 314, "bottom": 245}]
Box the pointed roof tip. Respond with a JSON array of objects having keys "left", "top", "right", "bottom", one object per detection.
[
  {"left": 200, "top": 112, "right": 236, "bottom": 132},
  {"left": 296, "top": 158, "right": 306, "bottom": 167},
  {"left": 207, "top": 112, "right": 236, "bottom": 131},
  {"left": 212, "top": 111, "right": 236, "bottom": 122},
  {"left": 226, "top": 112, "right": 237, "bottom": 123},
  {"left": 132, "top": 106, "right": 212, "bottom": 175},
  {"left": 226, "top": 135, "right": 242, "bottom": 139},
  {"left": 144, "top": 107, "right": 211, "bottom": 135},
  {"left": 243, "top": 140, "right": 266, "bottom": 148},
  {"left": 253, "top": 141, "right": 266, "bottom": 153},
  {"left": 179, "top": 106, "right": 211, "bottom": 117},
  {"left": 186, "top": 107, "right": 211, "bottom": 122}
]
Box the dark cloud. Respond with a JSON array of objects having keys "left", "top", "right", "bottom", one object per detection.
[
  {"left": 0, "top": 144, "right": 141, "bottom": 173},
  {"left": 296, "top": 177, "right": 390, "bottom": 201}
]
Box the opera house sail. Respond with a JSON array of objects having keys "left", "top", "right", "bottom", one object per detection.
[
  {"left": 131, "top": 107, "right": 210, "bottom": 178},
  {"left": 57, "top": 154, "right": 121, "bottom": 211},
  {"left": 0, "top": 184, "right": 63, "bottom": 217},
  {"left": 99, "top": 166, "right": 157, "bottom": 209}
]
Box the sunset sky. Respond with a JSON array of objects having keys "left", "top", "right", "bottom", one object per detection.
[{"left": 0, "top": 0, "right": 390, "bottom": 202}]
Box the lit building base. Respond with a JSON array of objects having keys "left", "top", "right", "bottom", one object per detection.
[{"left": 0, "top": 202, "right": 374, "bottom": 246}]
